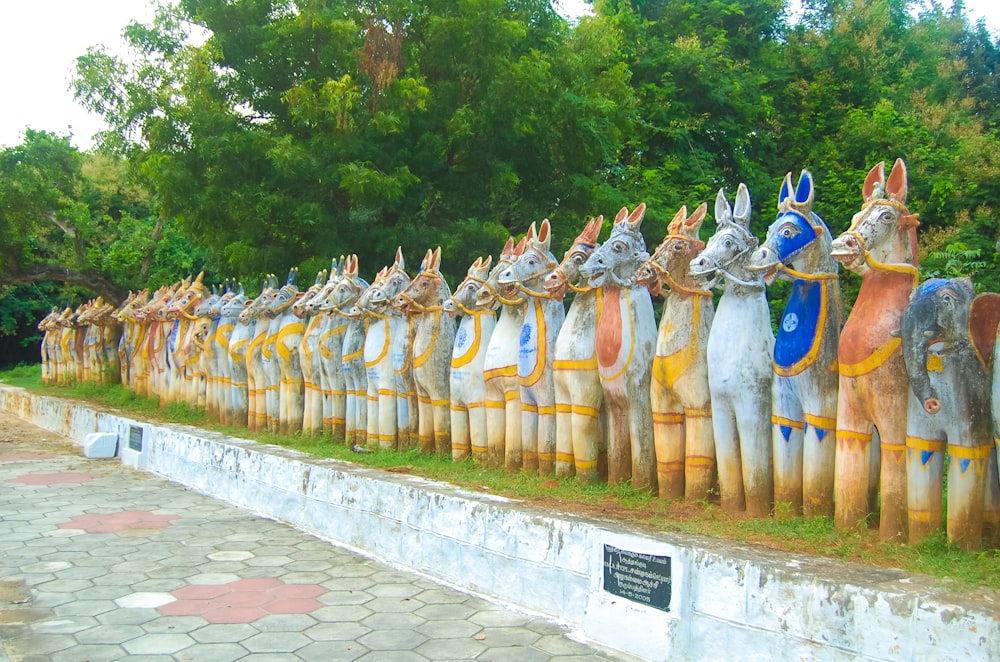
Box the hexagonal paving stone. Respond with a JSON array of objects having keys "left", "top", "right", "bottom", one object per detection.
[
  {"left": 121, "top": 632, "right": 196, "bottom": 655},
  {"left": 158, "top": 577, "right": 327, "bottom": 623},
  {"left": 243, "top": 630, "right": 311, "bottom": 653},
  {"left": 416, "top": 636, "right": 488, "bottom": 659},
  {"left": 303, "top": 621, "right": 372, "bottom": 642},
  {"left": 476, "top": 626, "right": 542, "bottom": 647},
  {"left": 357, "top": 628, "right": 428, "bottom": 651},
  {"left": 59, "top": 511, "right": 179, "bottom": 533},
  {"left": 7, "top": 471, "right": 97, "bottom": 485}
]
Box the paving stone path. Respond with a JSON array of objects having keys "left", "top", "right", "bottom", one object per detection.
[{"left": 0, "top": 412, "right": 633, "bottom": 661}]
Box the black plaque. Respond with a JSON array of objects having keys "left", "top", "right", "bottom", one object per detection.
[
  {"left": 128, "top": 425, "right": 143, "bottom": 452},
  {"left": 603, "top": 544, "right": 672, "bottom": 612}
]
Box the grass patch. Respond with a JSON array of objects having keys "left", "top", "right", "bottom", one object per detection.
[{"left": 3, "top": 369, "right": 1000, "bottom": 591}]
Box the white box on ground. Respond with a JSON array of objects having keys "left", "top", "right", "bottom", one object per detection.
[{"left": 83, "top": 432, "right": 119, "bottom": 458}]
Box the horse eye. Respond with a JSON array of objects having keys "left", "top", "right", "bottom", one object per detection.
[{"left": 880, "top": 211, "right": 894, "bottom": 222}]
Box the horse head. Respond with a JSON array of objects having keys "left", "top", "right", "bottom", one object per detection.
[
  {"left": 395, "top": 247, "right": 451, "bottom": 315},
  {"left": 476, "top": 236, "right": 527, "bottom": 309},
  {"left": 830, "top": 158, "right": 919, "bottom": 277},
  {"left": 749, "top": 170, "right": 837, "bottom": 284},
  {"left": 304, "top": 258, "right": 343, "bottom": 316},
  {"left": 445, "top": 255, "right": 493, "bottom": 316},
  {"left": 292, "top": 268, "right": 329, "bottom": 318},
  {"left": 498, "top": 220, "right": 559, "bottom": 300},
  {"left": 326, "top": 255, "right": 368, "bottom": 315},
  {"left": 637, "top": 203, "right": 708, "bottom": 297},
  {"left": 220, "top": 283, "right": 249, "bottom": 319},
  {"left": 168, "top": 271, "right": 208, "bottom": 320},
  {"left": 238, "top": 275, "right": 278, "bottom": 325},
  {"left": 360, "top": 248, "right": 411, "bottom": 316},
  {"left": 689, "top": 185, "right": 762, "bottom": 291},
  {"left": 544, "top": 216, "right": 603, "bottom": 301},
  {"left": 581, "top": 203, "right": 649, "bottom": 288},
  {"left": 267, "top": 268, "right": 300, "bottom": 317}
]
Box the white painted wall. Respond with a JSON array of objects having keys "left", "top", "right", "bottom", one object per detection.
[{"left": 2, "top": 385, "right": 995, "bottom": 661}]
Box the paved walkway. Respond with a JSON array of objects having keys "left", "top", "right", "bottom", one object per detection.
[{"left": 0, "top": 413, "right": 631, "bottom": 662}]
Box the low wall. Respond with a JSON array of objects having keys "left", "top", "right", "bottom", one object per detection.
[{"left": 2, "top": 385, "right": 996, "bottom": 661}]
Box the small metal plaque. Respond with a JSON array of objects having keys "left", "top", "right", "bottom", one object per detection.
[
  {"left": 603, "top": 544, "right": 672, "bottom": 612},
  {"left": 128, "top": 425, "right": 143, "bottom": 452}
]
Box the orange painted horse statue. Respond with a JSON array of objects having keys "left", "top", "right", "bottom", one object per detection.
[
  {"left": 637, "top": 203, "right": 716, "bottom": 500},
  {"left": 830, "top": 158, "right": 919, "bottom": 540}
]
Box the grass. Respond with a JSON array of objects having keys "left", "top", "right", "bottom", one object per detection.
[{"left": 3, "top": 363, "right": 1000, "bottom": 591}]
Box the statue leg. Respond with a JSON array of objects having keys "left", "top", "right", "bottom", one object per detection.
[
  {"left": 417, "top": 388, "right": 435, "bottom": 453},
  {"left": 737, "top": 394, "right": 774, "bottom": 518},
  {"left": 712, "top": 396, "right": 746, "bottom": 513},
  {"left": 629, "top": 377, "right": 657, "bottom": 494},
  {"left": 772, "top": 377, "right": 804, "bottom": 516},
  {"left": 652, "top": 381, "right": 685, "bottom": 499},
  {"left": 906, "top": 422, "right": 945, "bottom": 545},
  {"left": 554, "top": 371, "right": 574, "bottom": 478},
  {"left": 504, "top": 380, "right": 522, "bottom": 472},
  {"left": 983, "top": 444, "right": 1000, "bottom": 547},
  {"left": 834, "top": 376, "right": 875, "bottom": 531},
  {"left": 451, "top": 399, "right": 471, "bottom": 461},
  {"left": 520, "top": 388, "right": 539, "bottom": 473},
  {"left": 947, "top": 443, "right": 989, "bottom": 551},
  {"left": 484, "top": 375, "right": 505, "bottom": 468}
]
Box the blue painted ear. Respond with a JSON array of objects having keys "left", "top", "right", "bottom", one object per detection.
[
  {"left": 779, "top": 172, "right": 793, "bottom": 205},
  {"left": 795, "top": 170, "right": 813, "bottom": 205}
]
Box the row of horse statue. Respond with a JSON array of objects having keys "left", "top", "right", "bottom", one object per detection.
[{"left": 37, "top": 158, "right": 1000, "bottom": 551}]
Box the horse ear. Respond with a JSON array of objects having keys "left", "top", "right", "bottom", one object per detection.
[
  {"left": 687, "top": 202, "right": 708, "bottom": 235},
  {"left": 862, "top": 161, "right": 886, "bottom": 202},
  {"left": 481, "top": 254, "right": 492, "bottom": 270},
  {"left": 796, "top": 169, "right": 814, "bottom": 208},
  {"left": 627, "top": 203, "right": 646, "bottom": 229},
  {"left": 583, "top": 215, "right": 602, "bottom": 243},
  {"left": 778, "top": 172, "right": 793, "bottom": 208},
  {"left": 970, "top": 293, "right": 1000, "bottom": 369},
  {"left": 526, "top": 222, "right": 537, "bottom": 243},
  {"left": 714, "top": 188, "right": 732, "bottom": 226},
  {"left": 885, "top": 158, "right": 908, "bottom": 204},
  {"left": 501, "top": 237, "right": 515, "bottom": 258},
  {"left": 668, "top": 205, "right": 688, "bottom": 235},
  {"left": 421, "top": 248, "right": 432, "bottom": 271},
  {"left": 537, "top": 219, "right": 552, "bottom": 250},
  {"left": 432, "top": 246, "right": 442, "bottom": 270},
  {"left": 733, "top": 184, "right": 752, "bottom": 227},
  {"left": 614, "top": 207, "right": 629, "bottom": 224},
  {"left": 514, "top": 236, "right": 528, "bottom": 256},
  {"left": 395, "top": 247, "right": 405, "bottom": 270}
]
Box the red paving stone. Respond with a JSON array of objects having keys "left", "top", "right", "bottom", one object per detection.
[
  {"left": 160, "top": 577, "right": 327, "bottom": 623},
  {"left": 7, "top": 471, "right": 97, "bottom": 485},
  {"left": 59, "top": 511, "right": 179, "bottom": 533},
  {"left": 0, "top": 452, "right": 59, "bottom": 462}
]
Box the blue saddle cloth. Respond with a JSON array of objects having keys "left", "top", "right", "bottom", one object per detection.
[{"left": 774, "top": 280, "right": 822, "bottom": 372}]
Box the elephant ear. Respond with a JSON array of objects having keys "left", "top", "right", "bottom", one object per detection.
[{"left": 969, "top": 292, "right": 1000, "bottom": 371}]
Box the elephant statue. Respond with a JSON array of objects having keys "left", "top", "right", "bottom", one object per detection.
[{"left": 901, "top": 277, "right": 1000, "bottom": 550}]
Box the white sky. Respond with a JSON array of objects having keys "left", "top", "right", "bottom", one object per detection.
[{"left": 0, "top": 0, "right": 996, "bottom": 152}]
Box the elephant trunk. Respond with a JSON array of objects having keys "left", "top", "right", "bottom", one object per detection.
[{"left": 901, "top": 313, "right": 941, "bottom": 415}]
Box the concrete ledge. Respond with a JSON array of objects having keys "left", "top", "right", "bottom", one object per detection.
[{"left": 2, "top": 385, "right": 997, "bottom": 661}]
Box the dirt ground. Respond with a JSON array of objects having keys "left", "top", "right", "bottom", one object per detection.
[{"left": 0, "top": 409, "right": 77, "bottom": 453}]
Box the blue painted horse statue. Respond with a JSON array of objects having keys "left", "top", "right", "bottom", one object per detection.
[{"left": 749, "top": 170, "right": 842, "bottom": 517}]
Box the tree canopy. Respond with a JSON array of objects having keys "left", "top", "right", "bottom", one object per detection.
[{"left": 2, "top": 0, "right": 999, "bottom": 365}]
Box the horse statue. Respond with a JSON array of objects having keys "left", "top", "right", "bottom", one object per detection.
[
  {"left": 499, "top": 221, "right": 565, "bottom": 475},
  {"left": 690, "top": 186, "right": 775, "bottom": 516},
  {"left": 749, "top": 170, "right": 842, "bottom": 517},
  {"left": 360, "top": 249, "right": 413, "bottom": 449},
  {"left": 395, "top": 247, "right": 456, "bottom": 454},
  {"left": 327, "top": 255, "right": 369, "bottom": 445},
  {"left": 444, "top": 256, "right": 496, "bottom": 462},
  {"left": 544, "top": 216, "right": 606, "bottom": 481},
  {"left": 636, "top": 203, "right": 715, "bottom": 500},
  {"left": 260, "top": 268, "right": 301, "bottom": 432},
  {"left": 165, "top": 273, "right": 208, "bottom": 407},
  {"left": 477, "top": 237, "right": 527, "bottom": 469},
  {"left": 581, "top": 204, "right": 658, "bottom": 492},
  {"left": 38, "top": 308, "right": 61, "bottom": 385},
  {"left": 830, "top": 158, "right": 918, "bottom": 540},
  {"left": 275, "top": 269, "right": 325, "bottom": 434},
  {"left": 220, "top": 283, "right": 252, "bottom": 426},
  {"left": 241, "top": 275, "right": 278, "bottom": 431},
  {"left": 299, "top": 260, "right": 341, "bottom": 436}
]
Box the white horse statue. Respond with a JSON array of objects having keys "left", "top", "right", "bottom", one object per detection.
[
  {"left": 690, "top": 186, "right": 775, "bottom": 516},
  {"left": 499, "top": 221, "right": 565, "bottom": 475},
  {"left": 444, "top": 256, "right": 496, "bottom": 462},
  {"left": 544, "top": 216, "right": 606, "bottom": 481}
]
